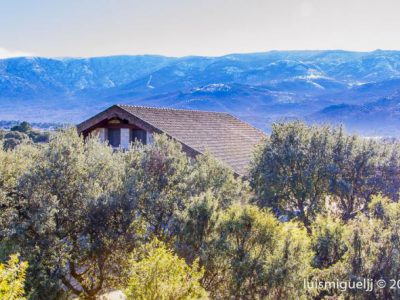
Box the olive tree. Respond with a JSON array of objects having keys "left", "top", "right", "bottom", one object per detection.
[
  {"left": 250, "top": 122, "right": 332, "bottom": 231},
  {"left": 250, "top": 122, "right": 400, "bottom": 225},
  {"left": 123, "top": 135, "right": 192, "bottom": 241},
  {"left": 328, "top": 129, "right": 400, "bottom": 219},
  {"left": 203, "top": 204, "right": 312, "bottom": 299},
  {"left": 3, "top": 129, "right": 140, "bottom": 299}
]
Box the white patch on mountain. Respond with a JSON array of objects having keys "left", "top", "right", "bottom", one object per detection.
[
  {"left": 76, "top": 79, "right": 89, "bottom": 90},
  {"left": 194, "top": 84, "right": 231, "bottom": 93},
  {"left": 224, "top": 66, "right": 243, "bottom": 74},
  {"left": 298, "top": 69, "right": 327, "bottom": 79},
  {"left": 173, "top": 70, "right": 185, "bottom": 77},
  {"left": 146, "top": 75, "right": 155, "bottom": 89},
  {"left": 103, "top": 78, "right": 115, "bottom": 88}
]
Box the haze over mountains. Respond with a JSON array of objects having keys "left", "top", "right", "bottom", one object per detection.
[{"left": 1, "top": 50, "right": 400, "bottom": 136}]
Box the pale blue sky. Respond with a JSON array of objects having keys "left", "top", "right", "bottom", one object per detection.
[{"left": 0, "top": 0, "right": 399, "bottom": 58}]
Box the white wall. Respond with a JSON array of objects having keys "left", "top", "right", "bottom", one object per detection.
[
  {"left": 146, "top": 132, "right": 154, "bottom": 144},
  {"left": 100, "top": 128, "right": 107, "bottom": 142},
  {"left": 120, "top": 128, "right": 130, "bottom": 149}
]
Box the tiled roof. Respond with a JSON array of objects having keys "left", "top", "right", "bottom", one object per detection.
[
  {"left": 117, "top": 105, "right": 266, "bottom": 176},
  {"left": 78, "top": 105, "right": 266, "bottom": 176}
]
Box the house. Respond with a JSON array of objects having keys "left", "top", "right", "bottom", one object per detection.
[{"left": 77, "top": 105, "right": 266, "bottom": 176}]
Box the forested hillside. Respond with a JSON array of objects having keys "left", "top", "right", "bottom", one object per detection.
[
  {"left": 1, "top": 123, "right": 400, "bottom": 299},
  {"left": 3, "top": 51, "right": 400, "bottom": 135}
]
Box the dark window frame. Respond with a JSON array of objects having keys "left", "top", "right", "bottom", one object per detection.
[
  {"left": 107, "top": 128, "right": 121, "bottom": 147},
  {"left": 131, "top": 129, "right": 147, "bottom": 145}
]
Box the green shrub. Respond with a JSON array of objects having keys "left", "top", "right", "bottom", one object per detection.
[
  {"left": 0, "top": 254, "right": 27, "bottom": 299},
  {"left": 125, "top": 239, "right": 208, "bottom": 300}
]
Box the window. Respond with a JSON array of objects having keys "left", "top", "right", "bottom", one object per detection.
[
  {"left": 131, "top": 129, "right": 147, "bottom": 145},
  {"left": 107, "top": 128, "right": 121, "bottom": 147}
]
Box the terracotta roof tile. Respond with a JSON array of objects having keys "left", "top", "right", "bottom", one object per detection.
[{"left": 117, "top": 105, "right": 266, "bottom": 175}]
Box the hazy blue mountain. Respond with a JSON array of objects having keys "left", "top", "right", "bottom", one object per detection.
[
  {"left": 309, "top": 93, "right": 400, "bottom": 136},
  {"left": 1, "top": 50, "right": 400, "bottom": 135}
]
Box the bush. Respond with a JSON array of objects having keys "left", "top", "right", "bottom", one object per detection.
[
  {"left": 311, "top": 215, "right": 348, "bottom": 269},
  {"left": 211, "top": 204, "right": 312, "bottom": 299},
  {"left": 2, "top": 132, "right": 30, "bottom": 150},
  {"left": 344, "top": 195, "right": 400, "bottom": 299},
  {"left": 0, "top": 254, "right": 27, "bottom": 299},
  {"left": 125, "top": 239, "right": 208, "bottom": 300}
]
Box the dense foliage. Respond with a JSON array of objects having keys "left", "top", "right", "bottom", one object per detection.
[
  {"left": 250, "top": 122, "right": 400, "bottom": 228},
  {"left": 1, "top": 122, "right": 400, "bottom": 299},
  {"left": 0, "top": 121, "right": 50, "bottom": 150},
  {"left": 0, "top": 254, "right": 27, "bottom": 299},
  {"left": 125, "top": 239, "right": 208, "bottom": 300}
]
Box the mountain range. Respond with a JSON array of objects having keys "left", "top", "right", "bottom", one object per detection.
[{"left": 1, "top": 50, "right": 400, "bottom": 136}]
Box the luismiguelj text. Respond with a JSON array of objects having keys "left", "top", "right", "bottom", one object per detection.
[{"left": 304, "top": 278, "right": 400, "bottom": 292}]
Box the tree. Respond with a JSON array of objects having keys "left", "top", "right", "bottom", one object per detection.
[
  {"left": 174, "top": 152, "right": 248, "bottom": 259},
  {"left": 174, "top": 191, "right": 231, "bottom": 295},
  {"left": 250, "top": 122, "right": 400, "bottom": 225},
  {"left": 189, "top": 152, "right": 249, "bottom": 207},
  {"left": 269, "top": 222, "right": 314, "bottom": 299},
  {"left": 123, "top": 134, "right": 192, "bottom": 240},
  {"left": 9, "top": 123, "right": 400, "bottom": 299},
  {"left": 27, "top": 130, "right": 50, "bottom": 143},
  {"left": 1, "top": 129, "right": 253, "bottom": 298},
  {"left": 311, "top": 215, "right": 348, "bottom": 270},
  {"left": 213, "top": 204, "right": 312, "bottom": 299},
  {"left": 308, "top": 215, "right": 349, "bottom": 298},
  {"left": 250, "top": 121, "right": 332, "bottom": 231},
  {"left": 328, "top": 128, "right": 400, "bottom": 219},
  {"left": 0, "top": 254, "right": 28, "bottom": 299},
  {"left": 3, "top": 128, "right": 140, "bottom": 299},
  {"left": 344, "top": 195, "right": 400, "bottom": 299},
  {"left": 172, "top": 153, "right": 249, "bottom": 295},
  {"left": 125, "top": 239, "right": 208, "bottom": 300},
  {"left": 11, "top": 122, "right": 31, "bottom": 133},
  {"left": 0, "top": 130, "right": 5, "bottom": 140},
  {"left": 313, "top": 195, "right": 400, "bottom": 299},
  {"left": 2, "top": 131, "right": 30, "bottom": 150},
  {"left": 124, "top": 135, "right": 248, "bottom": 242},
  {"left": 0, "top": 142, "right": 38, "bottom": 241}
]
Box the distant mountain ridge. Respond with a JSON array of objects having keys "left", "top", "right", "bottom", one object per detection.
[{"left": 1, "top": 50, "right": 400, "bottom": 136}]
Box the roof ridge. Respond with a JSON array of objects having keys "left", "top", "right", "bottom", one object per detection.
[
  {"left": 116, "top": 104, "right": 232, "bottom": 115},
  {"left": 117, "top": 104, "right": 266, "bottom": 136}
]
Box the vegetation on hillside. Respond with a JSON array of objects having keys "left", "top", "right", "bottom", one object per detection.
[
  {"left": 1, "top": 122, "right": 400, "bottom": 299},
  {"left": 0, "top": 121, "right": 50, "bottom": 150}
]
